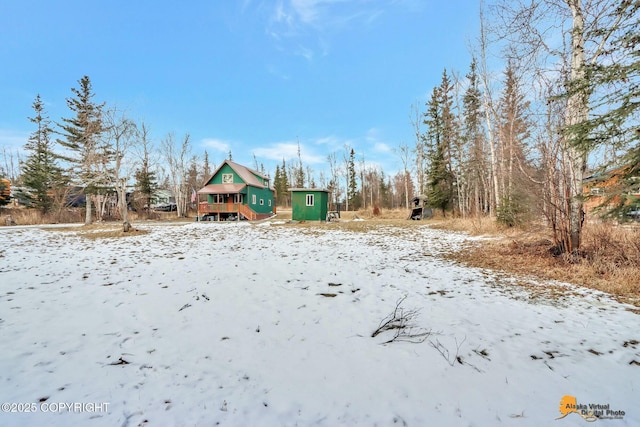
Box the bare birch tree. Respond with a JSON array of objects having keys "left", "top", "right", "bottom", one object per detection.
[
  {"left": 161, "top": 133, "right": 191, "bottom": 217},
  {"left": 478, "top": 2, "right": 501, "bottom": 217},
  {"left": 103, "top": 108, "right": 137, "bottom": 231},
  {"left": 410, "top": 102, "right": 426, "bottom": 196},
  {"left": 395, "top": 143, "right": 413, "bottom": 209}
]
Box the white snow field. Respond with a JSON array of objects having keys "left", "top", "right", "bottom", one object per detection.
[{"left": 0, "top": 221, "right": 638, "bottom": 427}]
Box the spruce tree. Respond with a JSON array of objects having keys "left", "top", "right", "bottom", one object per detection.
[
  {"left": 22, "top": 95, "right": 64, "bottom": 214},
  {"left": 202, "top": 150, "right": 211, "bottom": 182},
  {"left": 274, "top": 159, "right": 290, "bottom": 207},
  {"left": 496, "top": 62, "right": 532, "bottom": 226},
  {"left": 575, "top": 0, "right": 640, "bottom": 214},
  {"left": 462, "top": 58, "right": 487, "bottom": 215},
  {"left": 134, "top": 122, "right": 157, "bottom": 216},
  {"left": 56, "top": 76, "right": 106, "bottom": 224},
  {"left": 347, "top": 148, "right": 358, "bottom": 209},
  {"left": 423, "top": 79, "right": 454, "bottom": 215},
  {"left": 135, "top": 159, "right": 157, "bottom": 212}
]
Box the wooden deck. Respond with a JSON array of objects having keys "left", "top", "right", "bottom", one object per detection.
[{"left": 198, "top": 202, "right": 265, "bottom": 221}]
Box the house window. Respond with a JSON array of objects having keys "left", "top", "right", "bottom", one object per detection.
[
  {"left": 222, "top": 173, "right": 233, "bottom": 184},
  {"left": 252, "top": 194, "right": 257, "bottom": 204},
  {"left": 268, "top": 200, "right": 272, "bottom": 207},
  {"left": 590, "top": 187, "right": 604, "bottom": 196},
  {"left": 260, "top": 199, "right": 264, "bottom": 205},
  {"left": 306, "top": 194, "right": 314, "bottom": 206},
  {"left": 211, "top": 194, "right": 223, "bottom": 204},
  {"left": 234, "top": 194, "right": 243, "bottom": 203}
]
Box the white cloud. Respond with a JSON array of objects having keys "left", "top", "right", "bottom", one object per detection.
[
  {"left": 373, "top": 142, "right": 392, "bottom": 153},
  {"left": 0, "top": 129, "right": 28, "bottom": 150},
  {"left": 314, "top": 135, "right": 346, "bottom": 148},
  {"left": 266, "top": 64, "right": 291, "bottom": 80},
  {"left": 201, "top": 138, "right": 231, "bottom": 153},
  {"left": 365, "top": 127, "right": 394, "bottom": 153},
  {"left": 254, "top": 141, "right": 325, "bottom": 165},
  {"left": 267, "top": 0, "right": 384, "bottom": 61}
]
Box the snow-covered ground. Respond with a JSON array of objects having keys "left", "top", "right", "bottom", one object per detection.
[{"left": 0, "top": 221, "right": 637, "bottom": 427}]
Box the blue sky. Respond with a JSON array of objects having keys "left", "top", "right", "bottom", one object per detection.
[{"left": 0, "top": 0, "right": 480, "bottom": 179}]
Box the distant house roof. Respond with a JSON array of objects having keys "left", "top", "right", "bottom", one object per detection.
[{"left": 583, "top": 165, "right": 627, "bottom": 183}]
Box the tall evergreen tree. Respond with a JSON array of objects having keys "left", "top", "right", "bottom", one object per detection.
[
  {"left": 294, "top": 141, "right": 305, "bottom": 188},
  {"left": 347, "top": 148, "right": 359, "bottom": 209},
  {"left": 462, "top": 58, "right": 488, "bottom": 216},
  {"left": 202, "top": 150, "right": 211, "bottom": 183},
  {"left": 273, "top": 159, "right": 290, "bottom": 207},
  {"left": 135, "top": 159, "right": 157, "bottom": 212},
  {"left": 56, "top": 76, "right": 106, "bottom": 224},
  {"left": 134, "top": 122, "right": 157, "bottom": 216},
  {"left": 423, "top": 71, "right": 456, "bottom": 215},
  {"left": 22, "top": 95, "right": 64, "bottom": 214},
  {"left": 576, "top": 0, "right": 640, "bottom": 214},
  {"left": 496, "top": 61, "right": 532, "bottom": 226}
]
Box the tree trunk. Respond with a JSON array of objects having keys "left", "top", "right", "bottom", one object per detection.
[
  {"left": 404, "top": 172, "right": 409, "bottom": 210},
  {"left": 116, "top": 179, "right": 130, "bottom": 232},
  {"left": 564, "top": 0, "right": 588, "bottom": 253},
  {"left": 479, "top": 10, "right": 500, "bottom": 217},
  {"left": 85, "top": 193, "right": 92, "bottom": 225}
]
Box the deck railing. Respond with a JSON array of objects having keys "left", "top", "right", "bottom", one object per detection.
[{"left": 198, "top": 202, "right": 257, "bottom": 220}]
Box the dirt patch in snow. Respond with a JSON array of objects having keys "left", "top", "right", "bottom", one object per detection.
[{"left": 43, "top": 223, "right": 150, "bottom": 239}]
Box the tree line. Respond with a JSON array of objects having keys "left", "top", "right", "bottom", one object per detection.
[
  {"left": 409, "top": 0, "right": 638, "bottom": 256},
  {"left": 2, "top": 76, "right": 215, "bottom": 230}
]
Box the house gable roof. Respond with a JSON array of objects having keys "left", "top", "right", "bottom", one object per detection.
[{"left": 202, "top": 160, "right": 271, "bottom": 189}]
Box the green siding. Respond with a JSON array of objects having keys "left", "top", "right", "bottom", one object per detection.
[
  {"left": 207, "top": 164, "right": 237, "bottom": 185},
  {"left": 291, "top": 190, "right": 329, "bottom": 221},
  {"left": 248, "top": 185, "right": 274, "bottom": 214}
]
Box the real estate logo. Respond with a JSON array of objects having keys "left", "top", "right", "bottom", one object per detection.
[{"left": 557, "top": 395, "right": 626, "bottom": 422}]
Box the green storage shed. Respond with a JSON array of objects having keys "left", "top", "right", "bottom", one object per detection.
[{"left": 290, "top": 188, "right": 330, "bottom": 221}]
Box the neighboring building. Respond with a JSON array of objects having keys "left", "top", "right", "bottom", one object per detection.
[
  {"left": 408, "top": 195, "right": 433, "bottom": 220},
  {"left": 152, "top": 189, "right": 174, "bottom": 206},
  {"left": 197, "top": 160, "right": 275, "bottom": 221},
  {"left": 0, "top": 178, "right": 10, "bottom": 206},
  {"left": 290, "top": 188, "right": 330, "bottom": 221},
  {"left": 583, "top": 165, "right": 640, "bottom": 219}
]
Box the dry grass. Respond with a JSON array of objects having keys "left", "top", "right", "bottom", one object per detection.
[
  {"left": 43, "top": 223, "right": 149, "bottom": 239},
  {"left": 439, "top": 217, "right": 640, "bottom": 308},
  {"left": 1, "top": 207, "right": 84, "bottom": 225},
  {"left": 272, "top": 207, "right": 416, "bottom": 233},
  {"left": 0, "top": 206, "right": 196, "bottom": 226}
]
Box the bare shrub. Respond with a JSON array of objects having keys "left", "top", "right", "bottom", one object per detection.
[
  {"left": 430, "top": 336, "right": 467, "bottom": 366},
  {"left": 371, "top": 297, "right": 432, "bottom": 344}
]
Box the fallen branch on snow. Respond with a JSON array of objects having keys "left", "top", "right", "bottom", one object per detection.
[{"left": 371, "top": 296, "right": 432, "bottom": 344}]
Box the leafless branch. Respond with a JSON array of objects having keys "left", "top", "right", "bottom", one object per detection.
[
  {"left": 430, "top": 335, "right": 467, "bottom": 366},
  {"left": 371, "top": 297, "right": 432, "bottom": 344}
]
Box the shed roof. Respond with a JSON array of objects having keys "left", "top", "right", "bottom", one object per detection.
[{"left": 288, "top": 188, "right": 331, "bottom": 193}]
